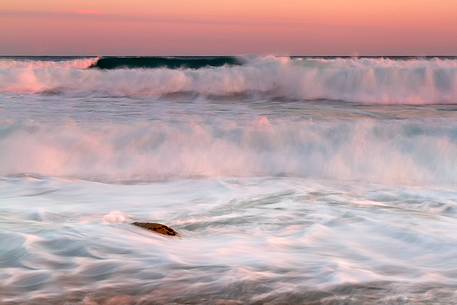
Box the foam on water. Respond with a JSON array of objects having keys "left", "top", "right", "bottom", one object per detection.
[
  {"left": 1, "top": 177, "right": 457, "bottom": 304},
  {"left": 1, "top": 117, "right": 457, "bottom": 185},
  {"left": 0, "top": 56, "right": 456, "bottom": 104}
]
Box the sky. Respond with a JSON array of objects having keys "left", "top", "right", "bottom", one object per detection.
[{"left": 1, "top": 0, "right": 456, "bottom": 55}]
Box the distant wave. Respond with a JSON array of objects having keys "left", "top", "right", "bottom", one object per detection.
[
  {"left": 0, "top": 56, "right": 456, "bottom": 104},
  {"left": 89, "top": 56, "right": 242, "bottom": 69}
]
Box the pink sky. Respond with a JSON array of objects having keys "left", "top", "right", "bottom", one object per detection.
[{"left": 1, "top": 0, "right": 456, "bottom": 55}]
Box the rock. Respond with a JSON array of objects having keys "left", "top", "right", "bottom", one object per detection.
[{"left": 132, "top": 222, "right": 178, "bottom": 236}]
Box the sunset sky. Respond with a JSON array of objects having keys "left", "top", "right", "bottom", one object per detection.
[{"left": 1, "top": 0, "right": 456, "bottom": 55}]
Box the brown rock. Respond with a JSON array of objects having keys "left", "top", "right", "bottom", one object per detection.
[{"left": 132, "top": 222, "right": 178, "bottom": 236}]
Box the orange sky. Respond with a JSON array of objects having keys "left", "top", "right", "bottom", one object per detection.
[{"left": 1, "top": 0, "right": 456, "bottom": 55}]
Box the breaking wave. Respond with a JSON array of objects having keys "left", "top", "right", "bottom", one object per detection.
[
  {"left": 0, "top": 56, "right": 456, "bottom": 104},
  {"left": 1, "top": 119, "right": 457, "bottom": 185}
]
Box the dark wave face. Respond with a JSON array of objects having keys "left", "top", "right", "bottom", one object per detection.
[{"left": 89, "top": 56, "right": 243, "bottom": 70}]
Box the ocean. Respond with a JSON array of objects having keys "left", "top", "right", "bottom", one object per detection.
[{"left": 1, "top": 56, "right": 457, "bottom": 304}]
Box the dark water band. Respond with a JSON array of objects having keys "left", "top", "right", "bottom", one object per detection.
[{"left": 89, "top": 56, "right": 243, "bottom": 70}]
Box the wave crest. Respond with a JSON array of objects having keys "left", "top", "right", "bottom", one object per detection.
[{"left": 0, "top": 56, "right": 456, "bottom": 104}]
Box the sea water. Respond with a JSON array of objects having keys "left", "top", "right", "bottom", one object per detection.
[{"left": 1, "top": 56, "right": 457, "bottom": 304}]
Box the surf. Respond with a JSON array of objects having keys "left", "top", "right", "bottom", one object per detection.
[
  {"left": 1, "top": 118, "right": 456, "bottom": 185},
  {"left": 0, "top": 56, "right": 456, "bottom": 104}
]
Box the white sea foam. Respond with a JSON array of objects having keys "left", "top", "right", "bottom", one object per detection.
[
  {"left": 0, "top": 56, "right": 456, "bottom": 104},
  {"left": 103, "top": 211, "right": 131, "bottom": 224},
  {"left": 1, "top": 177, "right": 457, "bottom": 304},
  {"left": 0, "top": 118, "right": 456, "bottom": 185}
]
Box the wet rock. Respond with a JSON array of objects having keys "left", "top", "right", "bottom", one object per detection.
[{"left": 132, "top": 222, "right": 178, "bottom": 236}]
